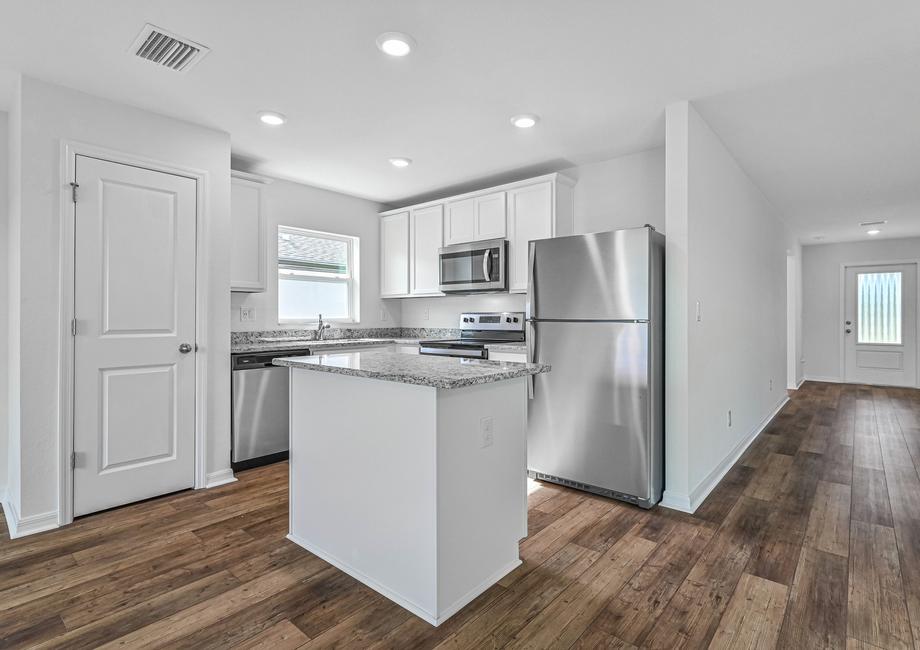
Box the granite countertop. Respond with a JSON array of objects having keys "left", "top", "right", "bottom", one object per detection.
[
  {"left": 231, "top": 338, "right": 419, "bottom": 354},
  {"left": 273, "top": 350, "right": 549, "bottom": 389}
]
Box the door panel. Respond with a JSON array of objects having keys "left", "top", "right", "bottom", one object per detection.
[
  {"left": 844, "top": 263, "right": 917, "bottom": 387},
  {"left": 409, "top": 204, "right": 443, "bottom": 295},
  {"left": 74, "top": 156, "right": 197, "bottom": 517},
  {"left": 527, "top": 321, "right": 651, "bottom": 499},
  {"left": 530, "top": 228, "right": 650, "bottom": 321}
]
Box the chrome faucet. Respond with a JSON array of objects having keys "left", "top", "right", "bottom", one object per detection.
[{"left": 315, "top": 314, "right": 331, "bottom": 340}]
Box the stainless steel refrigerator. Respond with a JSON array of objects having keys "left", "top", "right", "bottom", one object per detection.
[{"left": 526, "top": 226, "right": 664, "bottom": 508}]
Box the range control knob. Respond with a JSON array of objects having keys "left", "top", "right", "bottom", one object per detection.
[{"left": 513, "top": 317, "right": 519, "bottom": 322}]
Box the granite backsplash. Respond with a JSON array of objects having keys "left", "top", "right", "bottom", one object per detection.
[{"left": 231, "top": 327, "right": 461, "bottom": 345}]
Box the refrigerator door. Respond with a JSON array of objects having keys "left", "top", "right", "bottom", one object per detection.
[
  {"left": 527, "top": 320, "right": 654, "bottom": 503},
  {"left": 528, "top": 228, "right": 650, "bottom": 321}
]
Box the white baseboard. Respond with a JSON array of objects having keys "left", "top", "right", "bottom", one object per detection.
[
  {"left": 795, "top": 378, "right": 805, "bottom": 389},
  {"left": 1, "top": 499, "right": 59, "bottom": 539},
  {"left": 204, "top": 468, "right": 237, "bottom": 489},
  {"left": 287, "top": 532, "right": 520, "bottom": 627},
  {"left": 660, "top": 395, "right": 790, "bottom": 515},
  {"left": 804, "top": 374, "right": 843, "bottom": 384}
]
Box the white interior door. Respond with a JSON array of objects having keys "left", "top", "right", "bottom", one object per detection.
[
  {"left": 844, "top": 263, "right": 917, "bottom": 387},
  {"left": 73, "top": 155, "right": 197, "bottom": 517}
]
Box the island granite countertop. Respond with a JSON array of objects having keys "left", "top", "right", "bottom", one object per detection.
[
  {"left": 232, "top": 338, "right": 527, "bottom": 355},
  {"left": 273, "top": 349, "right": 549, "bottom": 389}
]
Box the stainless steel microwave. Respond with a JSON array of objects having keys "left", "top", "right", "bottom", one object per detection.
[{"left": 438, "top": 239, "right": 508, "bottom": 293}]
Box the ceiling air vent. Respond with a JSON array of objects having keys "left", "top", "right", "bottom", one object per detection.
[{"left": 129, "top": 24, "right": 210, "bottom": 72}]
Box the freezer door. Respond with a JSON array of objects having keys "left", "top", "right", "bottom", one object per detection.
[
  {"left": 527, "top": 320, "right": 653, "bottom": 501},
  {"left": 528, "top": 228, "right": 650, "bottom": 321}
]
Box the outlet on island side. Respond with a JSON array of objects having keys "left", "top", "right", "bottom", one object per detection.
[{"left": 480, "top": 417, "right": 494, "bottom": 448}]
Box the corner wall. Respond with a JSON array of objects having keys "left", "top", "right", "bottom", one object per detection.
[
  {"left": 7, "top": 76, "right": 232, "bottom": 529},
  {"left": 664, "top": 101, "right": 789, "bottom": 512},
  {"left": 230, "top": 177, "right": 399, "bottom": 331},
  {"left": 0, "top": 111, "right": 8, "bottom": 498},
  {"left": 802, "top": 237, "right": 920, "bottom": 382}
]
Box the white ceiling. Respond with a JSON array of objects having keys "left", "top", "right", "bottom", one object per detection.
[{"left": 0, "top": 0, "right": 919, "bottom": 241}]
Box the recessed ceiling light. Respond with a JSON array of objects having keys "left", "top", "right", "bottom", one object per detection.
[
  {"left": 867, "top": 229, "right": 881, "bottom": 236},
  {"left": 376, "top": 32, "right": 416, "bottom": 57},
  {"left": 258, "top": 111, "right": 286, "bottom": 126},
  {"left": 388, "top": 157, "right": 412, "bottom": 168},
  {"left": 510, "top": 114, "right": 540, "bottom": 128}
]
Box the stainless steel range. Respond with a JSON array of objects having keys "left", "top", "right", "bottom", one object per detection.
[{"left": 419, "top": 312, "right": 525, "bottom": 359}]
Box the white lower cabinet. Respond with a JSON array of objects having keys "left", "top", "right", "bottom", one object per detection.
[{"left": 409, "top": 204, "right": 444, "bottom": 296}]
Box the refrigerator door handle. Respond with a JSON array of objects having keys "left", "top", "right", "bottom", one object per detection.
[
  {"left": 527, "top": 320, "right": 536, "bottom": 399},
  {"left": 526, "top": 241, "right": 536, "bottom": 320}
]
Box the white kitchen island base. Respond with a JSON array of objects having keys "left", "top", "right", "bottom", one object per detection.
[{"left": 286, "top": 366, "right": 528, "bottom": 626}]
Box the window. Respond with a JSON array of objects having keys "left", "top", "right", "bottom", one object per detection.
[
  {"left": 857, "top": 271, "right": 902, "bottom": 345},
  {"left": 278, "top": 226, "right": 359, "bottom": 323}
]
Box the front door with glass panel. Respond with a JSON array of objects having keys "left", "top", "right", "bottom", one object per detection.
[{"left": 844, "top": 263, "right": 917, "bottom": 387}]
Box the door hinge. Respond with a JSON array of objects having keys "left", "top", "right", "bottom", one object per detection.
[
  {"left": 71, "top": 318, "right": 77, "bottom": 336},
  {"left": 70, "top": 451, "right": 76, "bottom": 470},
  {"left": 70, "top": 182, "right": 79, "bottom": 204}
]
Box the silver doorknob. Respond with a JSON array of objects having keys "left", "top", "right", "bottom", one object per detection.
[{"left": 179, "top": 343, "right": 193, "bottom": 354}]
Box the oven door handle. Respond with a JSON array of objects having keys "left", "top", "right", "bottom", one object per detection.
[{"left": 482, "top": 250, "right": 491, "bottom": 282}]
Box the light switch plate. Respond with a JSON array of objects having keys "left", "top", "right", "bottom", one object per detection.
[{"left": 240, "top": 306, "right": 256, "bottom": 322}]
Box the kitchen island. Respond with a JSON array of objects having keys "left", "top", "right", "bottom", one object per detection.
[{"left": 274, "top": 349, "right": 549, "bottom": 626}]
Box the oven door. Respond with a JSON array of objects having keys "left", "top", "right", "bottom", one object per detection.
[{"left": 439, "top": 239, "right": 507, "bottom": 293}]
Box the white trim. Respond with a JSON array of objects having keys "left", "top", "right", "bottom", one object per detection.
[
  {"left": 804, "top": 374, "right": 844, "bottom": 384},
  {"left": 230, "top": 169, "right": 273, "bottom": 185},
  {"left": 58, "top": 140, "right": 211, "bottom": 527},
  {"left": 204, "top": 469, "right": 237, "bottom": 489},
  {"left": 286, "top": 532, "right": 519, "bottom": 627},
  {"left": 378, "top": 172, "right": 576, "bottom": 216},
  {"left": 2, "top": 499, "right": 59, "bottom": 539},
  {"left": 839, "top": 259, "right": 920, "bottom": 389},
  {"left": 795, "top": 378, "right": 805, "bottom": 389},
  {"left": 660, "top": 395, "right": 789, "bottom": 514}
]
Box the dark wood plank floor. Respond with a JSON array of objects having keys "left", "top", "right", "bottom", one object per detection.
[{"left": 2, "top": 381, "right": 920, "bottom": 649}]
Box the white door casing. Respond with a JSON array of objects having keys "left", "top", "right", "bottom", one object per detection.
[
  {"left": 73, "top": 155, "right": 197, "bottom": 516},
  {"left": 844, "top": 262, "right": 918, "bottom": 387}
]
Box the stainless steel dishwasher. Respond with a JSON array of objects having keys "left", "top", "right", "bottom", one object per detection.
[{"left": 231, "top": 348, "right": 311, "bottom": 470}]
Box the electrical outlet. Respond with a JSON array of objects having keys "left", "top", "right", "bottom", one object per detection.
[
  {"left": 727, "top": 409, "right": 733, "bottom": 428},
  {"left": 480, "top": 417, "right": 494, "bottom": 448},
  {"left": 424, "top": 307, "right": 430, "bottom": 321},
  {"left": 240, "top": 306, "right": 256, "bottom": 322},
  {"left": 379, "top": 308, "right": 388, "bottom": 322}
]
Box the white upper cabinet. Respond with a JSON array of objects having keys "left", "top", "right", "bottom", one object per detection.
[
  {"left": 507, "top": 179, "right": 575, "bottom": 293},
  {"left": 444, "top": 191, "right": 506, "bottom": 245},
  {"left": 409, "top": 204, "right": 444, "bottom": 296},
  {"left": 380, "top": 211, "right": 410, "bottom": 297},
  {"left": 230, "top": 177, "right": 267, "bottom": 292},
  {"left": 378, "top": 173, "right": 574, "bottom": 299}
]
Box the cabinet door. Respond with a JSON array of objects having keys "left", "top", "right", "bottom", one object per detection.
[
  {"left": 444, "top": 198, "right": 475, "bottom": 245},
  {"left": 410, "top": 204, "right": 445, "bottom": 296},
  {"left": 230, "top": 180, "right": 266, "bottom": 292},
  {"left": 380, "top": 212, "right": 409, "bottom": 297},
  {"left": 507, "top": 181, "right": 553, "bottom": 293},
  {"left": 475, "top": 191, "right": 506, "bottom": 240}
]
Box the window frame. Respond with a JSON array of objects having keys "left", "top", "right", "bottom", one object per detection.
[{"left": 277, "top": 225, "right": 361, "bottom": 325}]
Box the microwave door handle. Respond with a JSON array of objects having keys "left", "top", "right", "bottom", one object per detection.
[{"left": 482, "top": 250, "right": 491, "bottom": 282}]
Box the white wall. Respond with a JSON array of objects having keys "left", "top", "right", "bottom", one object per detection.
[
  {"left": 802, "top": 237, "right": 920, "bottom": 382},
  {"left": 6, "top": 76, "right": 231, "bottom": 523},
  {"left": 230, "top": 178, "right": 398, "bottom": 331},
  {"left": 399, "top": 148, "right": 665, "bottom": 328},
  {"left": 664, "top": 101, "right": 789, "bottom": 511},
  {"left": 0, "top": 111, "right": 8, "bottom": 497}
]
